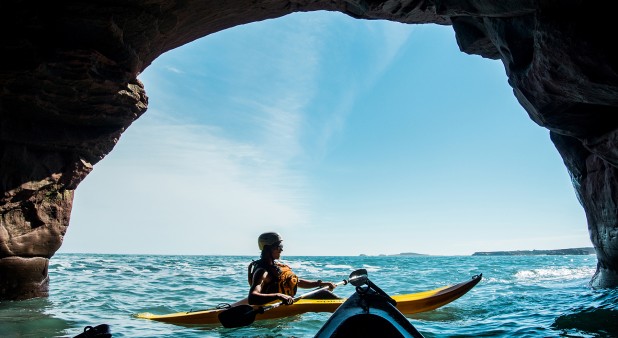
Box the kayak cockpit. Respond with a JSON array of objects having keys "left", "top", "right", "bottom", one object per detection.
[{"left": 324, "top": 312, "right": 420, "bottom": 338}]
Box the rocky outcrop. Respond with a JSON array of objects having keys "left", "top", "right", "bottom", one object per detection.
[{"left": 1, "top": 0, "right": 617, "bottom": 299}]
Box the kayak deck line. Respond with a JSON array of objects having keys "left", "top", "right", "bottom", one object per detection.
[{"left": 135, "top": 274, "right": 482, "bottom": 326}]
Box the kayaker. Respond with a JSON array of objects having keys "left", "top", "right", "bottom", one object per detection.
[{"left": 247, "top": 232, "right": 337, "bottom": 305}]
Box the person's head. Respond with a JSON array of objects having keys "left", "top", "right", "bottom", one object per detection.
[{"left": 258, "top": 232, "right": 284, "bottom": 259}]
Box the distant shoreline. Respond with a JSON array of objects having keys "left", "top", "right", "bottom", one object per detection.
[
  {"left": 471, "top": 247, "right": 595, "bottom": 256},
  {"left": 359, "top": 247, "right": 596, "bottom": 257}
]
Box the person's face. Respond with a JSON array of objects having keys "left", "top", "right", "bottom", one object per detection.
[{"left": 271, "top": 242, "right": 283, "bottom": 259}]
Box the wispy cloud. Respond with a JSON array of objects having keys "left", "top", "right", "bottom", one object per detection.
[
  {"left": 165, "top": 66, "right": 184, "bottom": 74},
  {"left": 70, "top": 108, "right": 311, "bottom": 254},
  {"left": 383, "top": 22, "right": 414, "bottom": 50},
  {"left": 363, "top": 20, "right": 415, "bottom": 83},
  {"left": 311, "top": 17, "right": 415, "bottom": 160}
]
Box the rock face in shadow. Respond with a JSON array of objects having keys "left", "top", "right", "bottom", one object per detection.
[{"left": 0, "top": 0, "right": 617, "bottom": 299}]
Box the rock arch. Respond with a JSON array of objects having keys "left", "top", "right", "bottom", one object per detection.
[{"left": 1, "top": 1, "right": 617, "bottom": 300}]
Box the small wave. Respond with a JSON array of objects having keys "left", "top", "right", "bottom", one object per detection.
[
  {"left": 49, "top": 259, "right": 72, "bottom": 271},
  {"left": 111, "top": 265, "right": 143, "bottom": 275},
  {"left": 515, "top": 267, "right": 595, "bottom": 281},
  {"left": 282, "top": 261, "right": 341, "bottom": 279},
  {"left": 97, "top": 259, "right": 117, "bottom": 263},
  {"left": 324, "top": 264, "right": 355, "bottom": 270},
  {"left": 483, "top": 276, "right": 512, "bottom": 284},
  {"left": 276, "top": 259, "right": 301, "bottom": 269},
  {"left": 361, "top": 264, "right": 381, "bottom": 272}
]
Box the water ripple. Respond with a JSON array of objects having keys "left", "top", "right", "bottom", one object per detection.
[{"left": 1, "top": 254, "right": 609, "bottom": 337}]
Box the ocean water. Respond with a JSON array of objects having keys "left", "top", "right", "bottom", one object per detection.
[{"left": 1, "top": 254, "right": 617, "bottom": 338}]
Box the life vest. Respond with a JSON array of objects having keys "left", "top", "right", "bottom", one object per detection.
[{"left": 248, "top": 260, "right": 299, "bottom": 296}]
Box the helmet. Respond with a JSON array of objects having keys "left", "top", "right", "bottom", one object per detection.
[{"left": 258, "top": 232, "right": 283, "bottom": 250}]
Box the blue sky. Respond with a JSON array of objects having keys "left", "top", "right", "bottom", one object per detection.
[{"left": 60, "top": 11, "right": 591, "bottom": 256}]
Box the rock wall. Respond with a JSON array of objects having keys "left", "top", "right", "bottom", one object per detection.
[{"left": 1, "top": 0, "right": 617, "bottom": 299}]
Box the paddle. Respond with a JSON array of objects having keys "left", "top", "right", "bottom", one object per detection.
[{"left": 218, "top": 269, "right": 368, "bottom": 328}]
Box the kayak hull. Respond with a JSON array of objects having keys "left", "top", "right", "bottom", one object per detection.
[{"left": 135, "top": 274, "right": 482, "bottom": 326}]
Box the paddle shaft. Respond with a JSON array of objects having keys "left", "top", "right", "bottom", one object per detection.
[{"left": 262, "top": 278, "right": 349, "bottom": 312}]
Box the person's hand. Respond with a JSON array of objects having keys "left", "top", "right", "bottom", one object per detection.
[
  {"left": 278, "top": 293, "right": 294, "bottom": 305},
  {"left": 324, "top": 282, "right": 337, "bottom": 290}
]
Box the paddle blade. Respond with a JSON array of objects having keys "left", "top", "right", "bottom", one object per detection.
[
  {"left": 349, "top": 269, "right": 368, "bottom": 286},
  {"left": 218, "top": 305, "right": 258, "bottom": 328}
]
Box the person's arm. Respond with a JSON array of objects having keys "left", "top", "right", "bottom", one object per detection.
[
  {"left": 248, "top": 268, "right": 294, "bottom": 305},
  {"left": 298, "top": 278, "right": 337, "bottom": 290}
]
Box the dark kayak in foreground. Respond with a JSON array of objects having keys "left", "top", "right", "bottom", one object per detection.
[
  {"left": 314, "top": 285, "right": 425, "bottom": 338},
  {"left": 314, "top": 273, "right": 474, "bottom": 337},
  {"left": 72, "top": 324, "right": 112, "bottom": 338},
  {"left": 135, "top": 274, "right": 482, "bottom": 327}
]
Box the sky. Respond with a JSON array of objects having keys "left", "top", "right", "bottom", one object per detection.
[{"left": 59, "top": 11, "right": 591, "bottom": 257}]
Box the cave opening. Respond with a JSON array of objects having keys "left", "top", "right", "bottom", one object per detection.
[{"left": 60, "top": 11, "right": 588, "bottom": 257}]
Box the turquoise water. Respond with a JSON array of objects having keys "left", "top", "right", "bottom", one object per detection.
[{"left": 1, "top": 254, "right": 617, "bottom": 337}]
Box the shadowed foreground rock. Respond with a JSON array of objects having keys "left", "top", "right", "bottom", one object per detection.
[{"left": 1, "top": 0, "right": 617, "bottom": 299}]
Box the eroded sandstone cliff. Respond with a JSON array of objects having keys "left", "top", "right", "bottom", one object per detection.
[{"left": 1, "top": 0, "right": 616, "bottom": 299}]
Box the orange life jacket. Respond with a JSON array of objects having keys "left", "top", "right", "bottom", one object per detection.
[{"left": 248, "top": 260, "right": 299, "bottom": 296}]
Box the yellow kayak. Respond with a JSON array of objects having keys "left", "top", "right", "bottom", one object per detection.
[{"left": 136, "top": 274, "right": 482, "bottom": 326}]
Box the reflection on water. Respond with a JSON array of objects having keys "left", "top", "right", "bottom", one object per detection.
[{"left": 0, "top": 298, "right": 72, "bottom": 338}]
